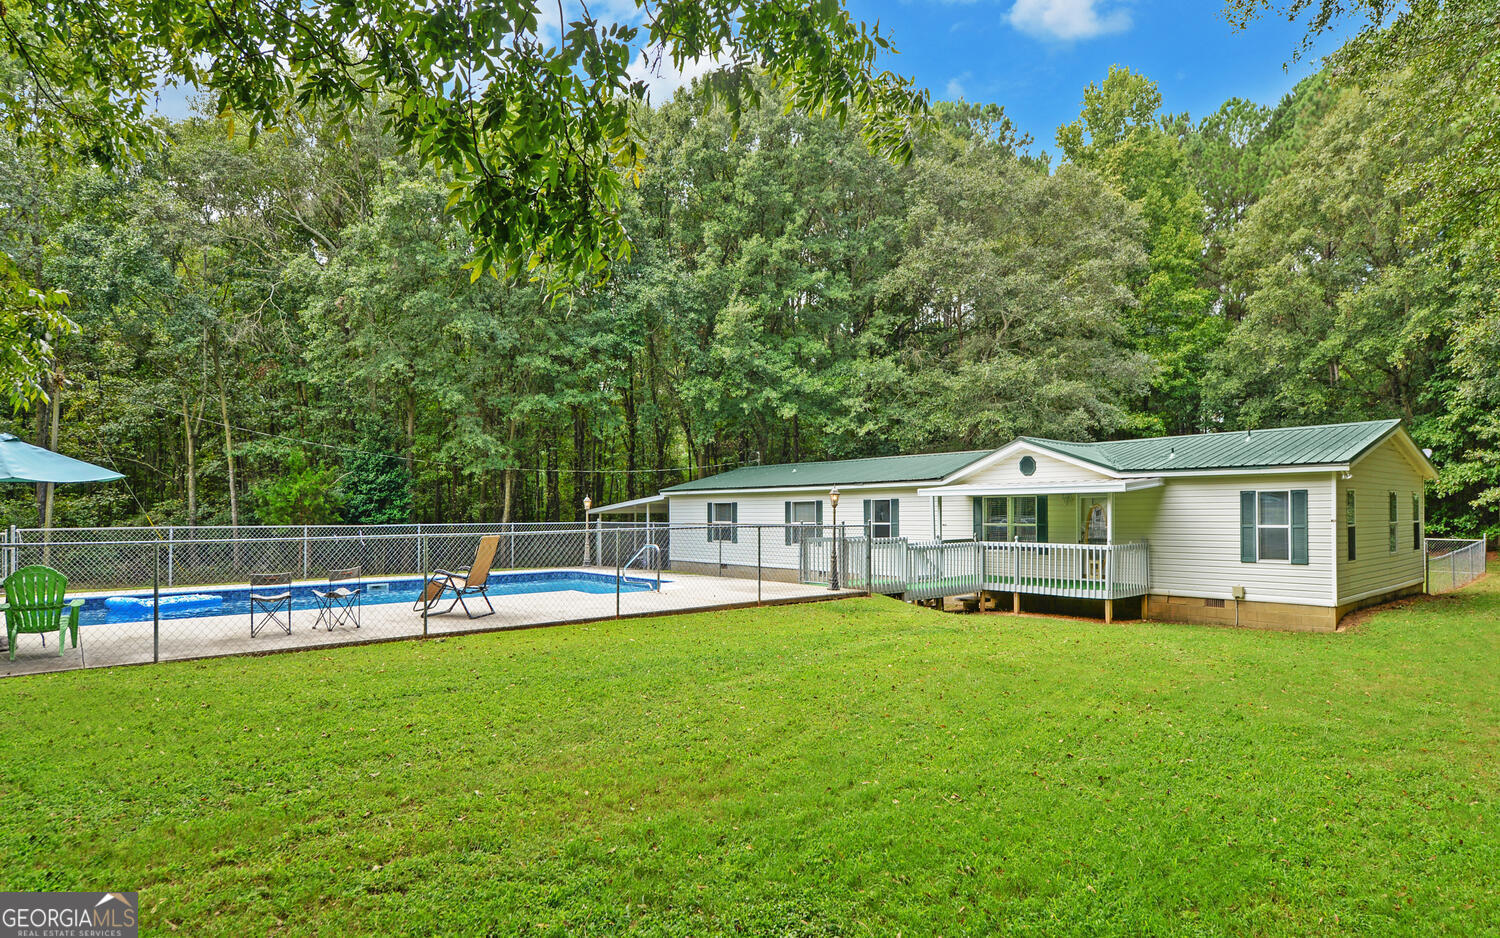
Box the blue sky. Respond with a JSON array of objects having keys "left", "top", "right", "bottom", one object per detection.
[{"left": 842, "top": 0, "right": 1357, "bottom": 152}]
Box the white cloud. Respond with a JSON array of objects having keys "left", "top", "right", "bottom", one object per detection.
[
  {"left": 627, "top": 46, "right": 727, "bottom": 104},
  {"left": 1007, "top": 0, "right": 1132, "bottom": 41},
  {"left": 945, "top": 75, "right": 969, "bottom": 100}
]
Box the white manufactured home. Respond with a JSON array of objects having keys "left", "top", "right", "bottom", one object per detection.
[{"left": 591, "top": 420, "right": 1437, "bottom": 631}]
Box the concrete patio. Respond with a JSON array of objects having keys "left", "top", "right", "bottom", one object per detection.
[{"left": 0, "top": 567, "right": 862, "bottom": 677}]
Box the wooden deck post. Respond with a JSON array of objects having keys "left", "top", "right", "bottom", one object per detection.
[
  {"left": 1012, "top": 591, "right": 1020, "bottom": 614},
  {"left": 1141, "top": 594, "right": 1149, "bottom": 620},
  {"left": 1104, "top": 598, "right": 1114, "bottom": 624}
]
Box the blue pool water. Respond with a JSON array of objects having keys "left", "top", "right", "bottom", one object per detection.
[{"left": 74, "top": 570, "right": 663, "bottom": 626}]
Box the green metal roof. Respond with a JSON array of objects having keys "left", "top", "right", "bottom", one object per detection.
[
  {"left": 663, "top": 420, "right": 1423, "bottom": 494},
  {"left": 662, "top": 450, "right": 992, "bottom": 493},
  {"left": 1024, "top": 419, "right": 1407, "bottom": 473}
]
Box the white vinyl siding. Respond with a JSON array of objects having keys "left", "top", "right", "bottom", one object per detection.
[
  {"left": 1109, "top": 473, "right": 1335, "bottom": 606},
  {"left": 1337, "top": 438, "right": 1427, "bottom": 604},
  {"left": 954, "top": 448, "right": 1113, "bottom": 487},
  {"left": 669, "top": 487, "right": 933, "bottom": 570}
]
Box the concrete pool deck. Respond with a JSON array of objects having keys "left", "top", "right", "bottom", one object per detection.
[{"left": 1, "top": 567, "right": 862, "bottom": 677}]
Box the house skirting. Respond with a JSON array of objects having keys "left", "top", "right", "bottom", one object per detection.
[
  {"left": 1335, "top": 582, "right": 1425, "bottom": 623},
  {"left": 1146, "top": 595, "right": 1335, "bottom": 631},
  {"left": 1146, "top": 583, "right": 1423, "bottom": 632},
  {"left": 669, "top": 560, "right": 801, "bottom": 583}
]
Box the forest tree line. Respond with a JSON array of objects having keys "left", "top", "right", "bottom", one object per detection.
[{"left": 0, "top": 55, "right": 1496, "bottom": 534}]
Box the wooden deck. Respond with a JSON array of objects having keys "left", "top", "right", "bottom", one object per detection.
[{"left": 802, "top": 537, "right": 1150, "bottom": 603}]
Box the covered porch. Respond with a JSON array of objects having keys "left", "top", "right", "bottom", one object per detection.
[
  {"left": 920, "top": 476, "right": 1158, "bottom": 618},
  {"left": 801, "top": 476, "right": 1157, "bottom": 620}
]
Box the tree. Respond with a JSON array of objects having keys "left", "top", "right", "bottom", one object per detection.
[
  {"left": 1205, "top": 83, "right": 1473, "bottom": 522},
  {"left": 0, "top": 0, "right": 928, "bottom": 290},
  {"left": 1225, "top": 0, "right": 1499, "bottom": 255},
  {"left": 1057, "top": 67, "right": 1217, "bottom": 435},
  {"left": 879, "top": 150, "right": 1152, "bottom": 447},
  {"left": 251, "top": 452, "right": 343, "bottom": 525}
]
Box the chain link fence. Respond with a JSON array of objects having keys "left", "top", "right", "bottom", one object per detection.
[
  {"left": 1425, "top": 537, "right": 1488, "bottom": 593},
  {"left": 0, "top": 523, "right": 868, "bottom": 677}
]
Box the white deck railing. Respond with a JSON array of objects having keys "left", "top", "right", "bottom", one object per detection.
[
  {"left": 800, "top": 537, "right": 1149, "bottom": 602},
  {"left": 979, "top": 540, "right": 1149, "bottom": 600}
]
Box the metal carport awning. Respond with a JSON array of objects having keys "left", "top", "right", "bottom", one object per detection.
[{"left": 586, "top": 493, "right": 666, "bottom": 515}]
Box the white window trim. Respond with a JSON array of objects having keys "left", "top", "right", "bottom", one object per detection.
[
  {"left": 980, "top": 495, "right": 1040, "bottom": 543},
  {"left": 1345, "top": 489, "right": 1356, "bottom": 563},
  {"left": 1254, "top": 489, "right": 1293, "bottom": 564},
  {"left": 708, "top": 502, "right": 736, "bottom": 542},
  {"left": 1387, "top": 491, "right": 1398, "bottom": 554},
  {"left": 867, "top": 497, "right": 896, "bottom": 539},
  {"left": 787, "top": 499, "right": 819, "bottom": 544},
  {"left": 1411, "top": 492, "right": 1421, "bottom": 551}
]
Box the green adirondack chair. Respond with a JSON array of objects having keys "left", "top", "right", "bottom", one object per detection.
[{"left": 2, "top": 565, "right": 83, "bottom": 661}]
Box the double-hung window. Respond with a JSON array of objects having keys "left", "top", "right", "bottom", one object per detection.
[
  {"left": 1346, "top": 490, "right": 1356, "bottom": 561},
  {"left": 785, "top": 500, "right": 820, "bottom": 545},
  {"left": 1257, "top": 491, "right": 1291, "bottom": 561},
  {"left": 864, "top": 498, "right": 898, "bottom": 538},
  {"left": 979, "top": 496, "right": 1041, "bottom": 542},
  {"left": 708, "top": 502, "right": 737, "bottom": 543},
  {"left": 1411, "top": 493, "right": 1421, "bottom": 550},
  {"left": 1240, "top": 489, "right": 1308, "bottom": 564},
  {"left": 1388, "top": 492, "right": 1398, "bottom": 553}
]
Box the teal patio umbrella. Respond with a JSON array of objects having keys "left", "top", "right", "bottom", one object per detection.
[
  {"left": 0, "top": 433, "right": 123, "bottom": 484},
  {"left": 0, "top": 433, "right": 121, "bottom": 652}
]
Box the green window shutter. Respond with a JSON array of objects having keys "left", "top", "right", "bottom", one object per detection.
[
  {"left": 707, "top": 502, "right": 713, "bottom": 541},
  {"left": 863, "top": 499, "right": 871, "bottom": 536},
  {"left": 785, "top": 501, "right": 794, "bottom": 546},
  {"left": 815, "top": 500, "right": 823, "bottom": 527},
  {"left": 1036, "top": 496, "right": 1048, "bottom": 543},
  {"left": 1240, "top": 491, "right": 1257, "bottom": 562},
  {"left": 1290, "top": 489, "right": 1308, "bottom": 565},
  {"left": 973, "top": 498, "right": 983, "bottom": 541},
  {"left": 890, "top": 500, "right": 899, "bottom": 538},
  {"left": 730, "top": 503, "right": 738, "bottom": 543}
]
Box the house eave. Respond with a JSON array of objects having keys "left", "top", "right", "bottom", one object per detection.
[{"left": 917, "top": 478, "right": 1164, "bottom": 497}]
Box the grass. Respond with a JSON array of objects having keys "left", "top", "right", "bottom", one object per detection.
[{"left": 1, "top": 569, "right": 1497, "bottom": 936}]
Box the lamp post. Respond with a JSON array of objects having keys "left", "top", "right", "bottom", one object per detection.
[
  {"left": 829, "top": 486, "right": 840, "bottom": 590},
  {"left": 583, "top": 495, "right": 592, "bottom": 566}
]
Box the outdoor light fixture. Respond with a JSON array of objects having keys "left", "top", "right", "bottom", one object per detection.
[
  {"left": 829, "top": 487, "right": 841, "bottom": 591},
  {"left": 583, "top": 496, "right": 592, "bottom": 565}
]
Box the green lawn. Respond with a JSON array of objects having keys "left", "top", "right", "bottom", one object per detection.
[{"left": 2, "top": 569, "right": 1497, "bottom": 937}]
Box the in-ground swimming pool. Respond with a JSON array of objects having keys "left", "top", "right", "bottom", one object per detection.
[{"left": 73, "top": 570, "right": 664, "bottom": 627}]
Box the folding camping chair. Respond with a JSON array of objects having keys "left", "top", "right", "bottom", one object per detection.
[
  {"left": 312, "top": 567, "right": 362, "bottom": 631},
  {"left": 414, "top": 535, "right": 499, "bottom": 619},
  {"left": 249, "top": 571, "right": 293, "bottom": 636}
]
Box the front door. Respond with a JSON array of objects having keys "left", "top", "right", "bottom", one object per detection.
[
  {"left": 1080, "top": 497, "right": 1108, "bottom": 583},
  {"left": 1081, "top": 498, "right": 1108, "bottom": 545}
]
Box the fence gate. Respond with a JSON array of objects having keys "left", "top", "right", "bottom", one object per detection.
[{"left": 1425, "top": 537, "right": 1487, "bottom": 593}]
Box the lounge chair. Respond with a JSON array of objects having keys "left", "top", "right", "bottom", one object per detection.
[
  {"left": 312, "top": 567, "right": 361, "bottom": 631},
  {"left": 1, "top": 565, "right": 83, "bottom": 661},
  {"left": 415, "top": 535, "right": 499, "bottom": 618},
  {"left": 250, "top": 571, "right": 293, "bottom": 636}
]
